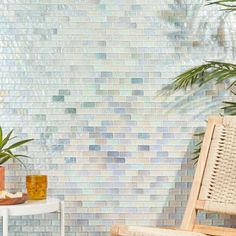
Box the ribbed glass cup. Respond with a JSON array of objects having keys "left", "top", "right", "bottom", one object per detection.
[{"left": 26, "top": 175, "right": 47, "bottom": 200}]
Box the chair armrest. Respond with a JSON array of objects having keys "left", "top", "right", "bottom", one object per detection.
[{"left": 110, "top": 224, "right": 206, "bottom": 236}]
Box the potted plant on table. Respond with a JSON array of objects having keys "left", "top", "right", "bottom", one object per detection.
[{"left": 0, "top": 127, "right": 33, "bottom": 190}]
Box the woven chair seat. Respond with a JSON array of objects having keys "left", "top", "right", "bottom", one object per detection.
[{"left": 111, "top": 225, "right": 206, "bottom": 236}]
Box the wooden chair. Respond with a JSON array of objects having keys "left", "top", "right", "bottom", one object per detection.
[{"left": 110, "top": 116, "right": 236, "bottom": 236}]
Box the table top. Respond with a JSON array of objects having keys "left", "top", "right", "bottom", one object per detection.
[{"left": 0, "top": 198, "right": 61, "bottom": 216}]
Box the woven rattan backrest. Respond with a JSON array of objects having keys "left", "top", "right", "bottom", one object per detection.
[
  {"left": 180, "top": 117, "right": 236, "bottom": 233},
  {"left": 198, "top": 117, "right": 236, "bottom": 214}
]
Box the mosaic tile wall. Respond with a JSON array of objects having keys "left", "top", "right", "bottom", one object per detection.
[{"left": 0, "top": 0, "right": 235, "bottom": 235}]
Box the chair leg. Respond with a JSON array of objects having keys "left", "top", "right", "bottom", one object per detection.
[
  {"left": 110, "top": 224, "right": 128, "bottom": 236},
  {"left": 3, "top": 208, "right": 8, "bottom": 236},
  {"left": 60, "top": 201, "right": 65, "bottom": 236}
]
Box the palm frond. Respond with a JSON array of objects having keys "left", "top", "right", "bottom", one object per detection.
[
  {"left": 221, "top": 101, "right": 236, "bottom": 115},
  {"left": 206, "top": 0, "right": 236, "bottom": 11},
  {"left": 173, "top": 61, "right": 236, "bottom": 90},
  {"left": 192, "top": 131, "right": 205, "bottom": 163}
]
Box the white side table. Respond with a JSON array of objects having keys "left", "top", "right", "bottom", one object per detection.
[{"left": 0, "top": 198, "right": 64, "bottom": 236}]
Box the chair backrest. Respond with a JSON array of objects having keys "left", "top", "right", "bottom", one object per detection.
[{"left": 180, "top": 116, "right": 236, "bottom": 236}]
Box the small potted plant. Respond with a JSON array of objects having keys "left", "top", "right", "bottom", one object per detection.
[{"left": 0, "top": 127, "right": 33, "bottom": 190}]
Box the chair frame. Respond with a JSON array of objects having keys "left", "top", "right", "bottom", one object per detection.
[
  {"left": 180, "top": 116, "right": 236, "bottom": 236},
  {"left": 111, "top": 116, "right": 236, "bottom": 236}
]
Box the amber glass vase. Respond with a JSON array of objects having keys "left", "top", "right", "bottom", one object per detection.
[{"left": 26, "top": 175, "right": 47, "bottom": 200}]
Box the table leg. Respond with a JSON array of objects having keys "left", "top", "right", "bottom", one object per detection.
[
  {"left": 60, "top": 201, "right": 65, "bottom": 236},
  {"left": 3, "top": 208, "right": 8, "bottom": 236}
]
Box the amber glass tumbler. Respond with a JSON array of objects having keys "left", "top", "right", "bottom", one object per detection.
[{"left": 26, "top": 175, "right": 47, "bottom": 200}]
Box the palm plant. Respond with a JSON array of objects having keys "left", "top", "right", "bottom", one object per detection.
[
  {"left": 170, "top": 0, "right": 236, "bottom": 161},
  {"left": 0, "top": 127, "right": 33, "bottom": 167}
]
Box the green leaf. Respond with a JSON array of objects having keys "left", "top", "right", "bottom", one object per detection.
[
  {"left": 222, "top": 100, "right": 236, "bottom": 115},
  {"left": 0, "top": 127, "right": 2, "bottom": 145},
  {"left": 0, "top": 151, "right": 27, "bottom": 168},
  {"left": 191, "top": 129, "right": 206, "bottom": 163},
  {"left": 173, "top": 64, "right": 212, "bottom": 90},
  {"left": 14, "top": 154, "right": 31, "bottom": 159},
  {"left": 5, "top": 149, "right": 13, "bottom": 155},
  {"left": 172, "top": 61, "right": 236, "bottom": 91},
  {"left": 0, "top": 128, "right": 33, "bottom": 165},
  {"left": 0, "top": 152, "right": 8, "bottom": 158},
  {"left": 0, "top": 130, "right": 13, "bottom": 150},
  {"left": 193, "top": 132, "right": 205, "bottom": 137},
  {"left": 13, "top": 157, "right": 27, "bottom": 168},
  {"left": 206, "top": 0, "right": 236, "bottom": 10},
  {"left": 222, "top": 101, "right": 236, "bottom": 105},
  {"left": 6, "top": 139, "right": 33, "bottom": 150},
  {"left": 0, "top": 155, "right": 11, "bottom": 165},
  {"left": 0, "top": 153, "right": 14, "bottom": 165},
  {"left": 9, "top": 136, "right": 17, "bottom": 141}
]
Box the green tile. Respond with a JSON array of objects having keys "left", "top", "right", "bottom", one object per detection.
[
  {"left": 52, "top": 96, "right": 64, "bottom": 102},
  {"left": 59, "top": 90, "right": 71, "bottom": 96},
  {"left": 65, "top": 108, "right": 77, "bottom": 114},
  {"left": 83, "top": 102, "right": 95, "bottom": 108}
]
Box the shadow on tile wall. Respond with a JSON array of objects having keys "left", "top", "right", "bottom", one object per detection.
[{"left": 0, "top": 0, "right": 235, "bottom": 235}]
